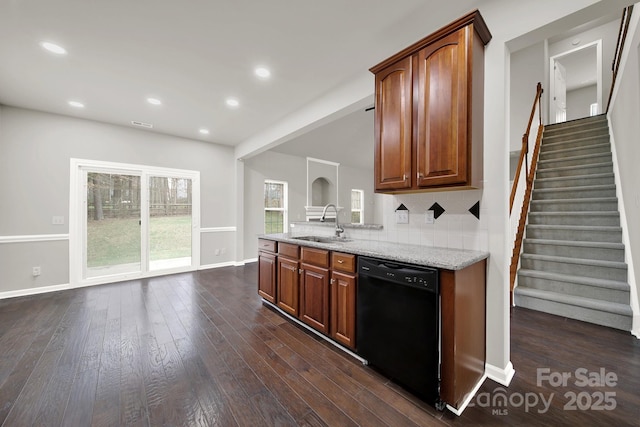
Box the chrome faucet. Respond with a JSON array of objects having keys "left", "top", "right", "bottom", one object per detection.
[{"left": 320, "top": 203, "right": 344, "bottom": 238}]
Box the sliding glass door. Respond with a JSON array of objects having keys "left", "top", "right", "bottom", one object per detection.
[
  {"left": 71, "top": 159, "right": 200, "bottom": 286},
  {"left": 148, "top": 176, "right": 193, "bottom": 271},
  {"left": 86, "top": 171, "right": 142, "bottom": 278}
]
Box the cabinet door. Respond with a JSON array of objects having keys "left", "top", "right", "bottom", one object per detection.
[
  {"left": 300, "top": 263, "right": 330, "bottom": 334},
  {"left": 374, "top": 55, "right": 413, "bottom": 192},
  {"left": 415, "top": 27, "right": 469, "bottom": 187},
  {"left": 277, "top": 257, "right": 300, "bottom": 317},
  {"left": 258, "top": 252, "right": 276, "bottom": 303},
  {"left": 330, "top": 271, "right": 356, "bottom": 349}
]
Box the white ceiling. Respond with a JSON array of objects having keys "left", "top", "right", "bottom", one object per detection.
[{"left": 0, "top": 0, "right": 485, "bottom": 150}]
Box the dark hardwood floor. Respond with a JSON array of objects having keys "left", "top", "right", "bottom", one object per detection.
[{"left": 0, "top": 263, "right": 638, "bottom": 426}]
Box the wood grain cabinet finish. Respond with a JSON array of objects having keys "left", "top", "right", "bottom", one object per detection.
[
  {"left": 440, "top": 259, "right": 487, "bottom": 409},
  {"left": 330, "top": 270, "right": 356, "bottom": 349},
  {"left": 330, "top": 252, "right": 357, "bottom": 349},
  {"left": 300, "top": 263, "right": 330, "bottom": 334},
  {"left": 371, "top": 10, "right": 491, "bottom": 193},
  {"left": 257, "top": 239, "right": 277, "bottom": 303},
  {"left": 276, "top": 244, "right": 300, "bottom": 317}
]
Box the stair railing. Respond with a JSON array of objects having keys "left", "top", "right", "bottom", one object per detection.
[
  {"left": 509, "top": 82, "right": 544, "bottom": 303},
  {"left": 607, "top": 5, "right": 634, "bottom": 113}
]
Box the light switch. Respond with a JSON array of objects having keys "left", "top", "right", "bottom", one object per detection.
[{"left": 396, "top": 210, "right": 409, "bottom": 224}]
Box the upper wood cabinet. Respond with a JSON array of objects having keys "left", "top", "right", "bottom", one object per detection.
[{"left": 371, "top": 10, "right": 491, "bottom": 193}]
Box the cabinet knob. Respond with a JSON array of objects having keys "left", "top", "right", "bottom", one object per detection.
[
  {"left": 298, "top": 268, "right": 303, "bottom": 274},
  {"left": 337, "top": 259, "right": 344, "bottom": 264},
  {"left": 403, "top": 174, "right": 407, "bottom": 181},
  {"left": 418, "top": 172, "right": 424, "bottom": 179},
  {"left": 330, "top": 279, "right": 336, "bottom": 284}
]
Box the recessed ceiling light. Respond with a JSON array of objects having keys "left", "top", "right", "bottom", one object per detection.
[
  {"left": 255, "top": 67, "right": 271, "bottom": 79},
  {"left": 40, "top": 41, "right": 67, "bottom": 55},
  {"left": 226, "top": 98, "right": 239, "bottom": 108},
  {"left": 199, "top": 128, "right": 210, "bottom": 135},
  {"left": 147, "top": 97, "right": 162, "bottom": 105},
  {"left": 68, "top": 100, "right": 85, "bottom": 108}
]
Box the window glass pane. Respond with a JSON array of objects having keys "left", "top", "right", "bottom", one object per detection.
[
  {"left": 351, "top": 190, "right": 361, "bottom": 210},
  {"left": 264, "top": 182, "right": 283, "bottom": 208},
  {"left": 149, "top": 176, "right": 192, "bottom": 270},
  {"left": 351, "top": 211, "right": 361, "bottom": 224},
  {"left": 264, "top": 210, "right": 284, "bottom": 234}
]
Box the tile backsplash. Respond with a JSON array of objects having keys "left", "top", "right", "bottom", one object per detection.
[{"left": 291, "top": 190, "right": 489, "bottom": 252}]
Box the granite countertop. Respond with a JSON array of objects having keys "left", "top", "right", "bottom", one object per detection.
[{"left": 260, "top": 233, "right": 489, "bottom": 271}]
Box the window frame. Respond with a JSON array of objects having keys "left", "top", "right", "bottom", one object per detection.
[
  {"left": 264, "top": 179, "right": 288, "bottom": 234},
  {"left": 351, "top": 189, "right": 364, "bottom": 224}
]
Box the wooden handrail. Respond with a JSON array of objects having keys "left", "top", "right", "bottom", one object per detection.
[
  {"left": 510, "top": 82, "right": 543, "bottom": 214},
  {"left": 510, "top": 124, "right": 544, "bottom": 301},
  {"left": 509, "top": 82, "right": 544, "bottom": 303},
  {"left": 607, "top": 5, "right": 634, "bottom": 113}
]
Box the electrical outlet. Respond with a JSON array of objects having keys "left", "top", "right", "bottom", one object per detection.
[
  {"left": 425, "top": 210, "right": 435, "bottom": 224},
  {"left": 214, "top": 249, "right": 220, "bottom": 256},
  {"left": 396, "top": 210, "right": 409, "bottom": 224},
  {"left": 52, "top": 216, "right": 65, "bottom": 225},
  {"left": 32, "top": 266, "right": 41, "bottom": 276}
]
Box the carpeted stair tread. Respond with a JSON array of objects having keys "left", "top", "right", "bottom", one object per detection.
[
  {"left": 514, "top": 287, "right": 633, "bottom": 316},
  {"left": 518, "top": 269, "right": 630, "bottom": 292}
]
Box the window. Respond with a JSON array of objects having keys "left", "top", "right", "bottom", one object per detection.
[
  {"left": 351, "top": 189, "right": 364, "bottom": 224},
  {"left": 264, "top": 180, "right": 288, "bottom": 233}
]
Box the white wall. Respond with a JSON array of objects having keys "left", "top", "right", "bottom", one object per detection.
[
  {"left": 549, "top": 18, "right": 620, "bottom": 114},
  {"left": 510, "top": 42, "right": 546, "bottom": 151},
  {"left": 567, "top": 84, "right": 597, "bottom": 120},
  {"left": 0, "top": 106, "right": 236, "bottom": 294},
  {"left": 243, "top": 149, "right": 376, "bottom": 258},
  {"left": 607, "top": 7, "right": 640, "bottom": 337}
]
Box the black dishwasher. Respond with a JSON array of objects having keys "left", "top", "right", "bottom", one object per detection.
[{"left": 356, "top": 256, "right": 440, "bottom": 406}]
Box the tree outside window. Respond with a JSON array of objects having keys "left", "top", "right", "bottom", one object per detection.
[
  {"left": 351, "top": 189, "right": 364, "bottom": 224},
  {"left": 264, "top": 180, "right": 288, "bottom": 233}
]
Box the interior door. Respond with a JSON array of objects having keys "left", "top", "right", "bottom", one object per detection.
[{"left": 553, "top": 61, "right": 567, "bottom": 123}]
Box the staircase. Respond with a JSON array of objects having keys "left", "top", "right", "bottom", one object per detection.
[{"left": 514, "top": 115, "right": 633, "bottom": 331}]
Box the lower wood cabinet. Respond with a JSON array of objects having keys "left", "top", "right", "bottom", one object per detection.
[
  {"left": 276, "top": 252, "right": 300, "bottom": 317},
  {"left": 258, "top": 251, "right": 277, "bottom": 303},
  {"left": 330, "top": 270, "right": 356, "bottom": 349},
  {"left": 257, "top": 238, "right": 277, "bottom": 303},
  {"left": 300, "top": 263, "right": 330, "bottom": 334}
]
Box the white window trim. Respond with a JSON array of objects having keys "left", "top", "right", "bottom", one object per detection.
[
  {"left": 70, "top": 158, "right": 200, "bottom": 288},
  {"left": 351, "top": 189, "right": 364, "bottom": 224},
  {"left": 264, "top": 179, "right": 288, "bottom": 233}
]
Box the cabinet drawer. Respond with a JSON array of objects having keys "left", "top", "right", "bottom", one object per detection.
[
  {"left": 301, "top": 247, "right": 330, "bottom": 268},
  {"left": 278, "top": 242, "right": 299, "bottom": 259},
  {"left": 258, "top": 238, "right": 277, "bottom": 253},
  {"left": 332, "top": 252, "right": 356, "bottom": 273}
]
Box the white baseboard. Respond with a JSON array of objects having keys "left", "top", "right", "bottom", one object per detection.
[
  {"left": 632, "top": 315, "right": 640, "bottom": 339},
  {"left": 244, "top": 258, "right": 258, "bottom": 264},
  {"left": 0, "top": 283, "right": 70, "bottom": 300},
  {"left": 446, "top": 373, "right": 488, "bottom": 416},
  {"left": 485, "top": 361, "right": 516, "bottom": 386},
  {"left": 198, "top": 261, "right": 240, "bottom": 270}
]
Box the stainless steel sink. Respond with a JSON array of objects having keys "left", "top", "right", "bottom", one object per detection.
[{"left": 291, "top": 235, "right": 353, "bottom": 243}]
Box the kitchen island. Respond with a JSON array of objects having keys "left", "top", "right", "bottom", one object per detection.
[{"left": 257, "top": 234, "right": 488, "bottom": 414}]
